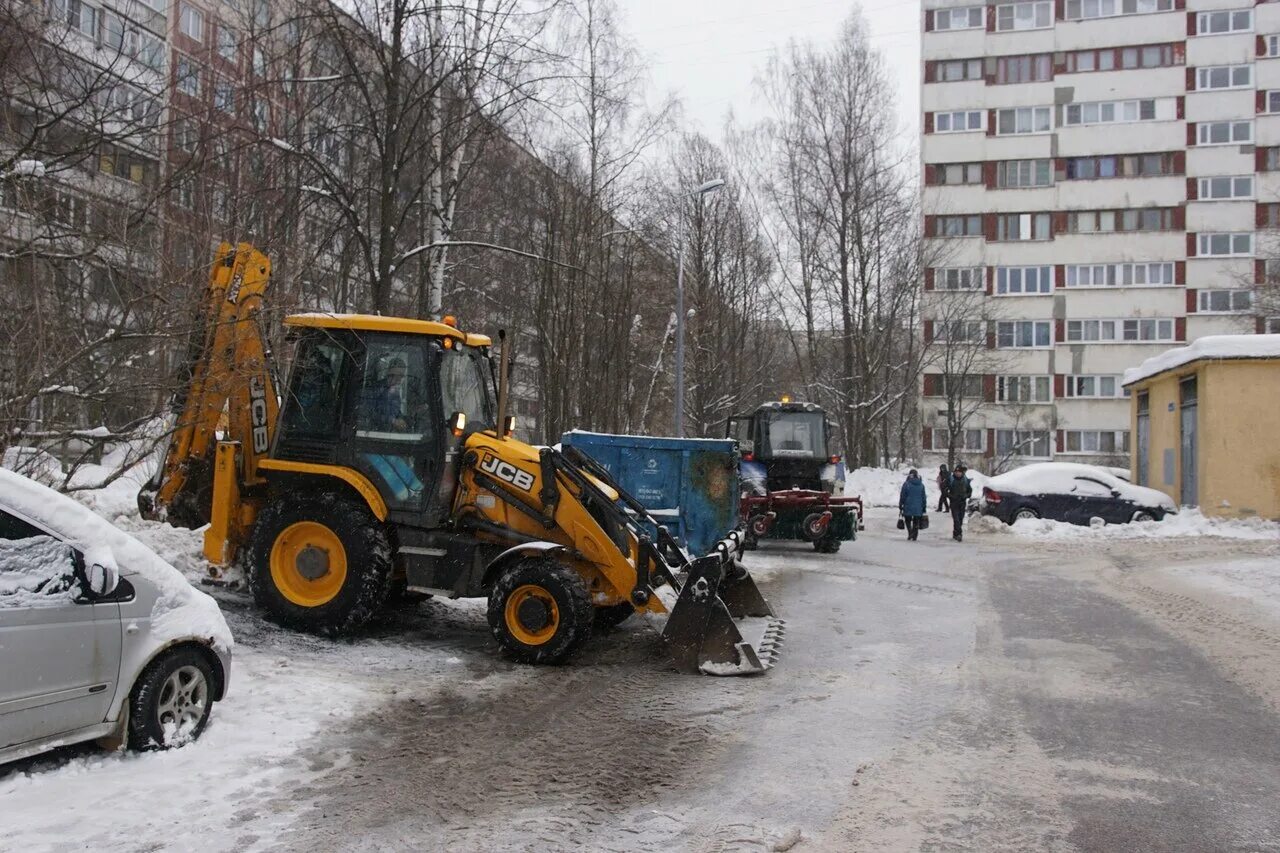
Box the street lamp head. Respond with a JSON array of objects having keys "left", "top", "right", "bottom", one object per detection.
[{"left": 695, "top": 178, "right": 725, "bottom": 195}]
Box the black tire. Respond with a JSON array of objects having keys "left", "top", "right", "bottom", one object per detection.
[
  {"left": 814, "top": 536, "right": 841, "bottom": 554},
  {"left": 247, "top": 491, "right": 394, "bottom": 636},
  {"left": 127, "top": 646, "right": 216, "bottom": 750},
  {"left": 593, "top": 602, "right": 636, "bottom": 631},
  {"left": 487, "top": 557, "right": 593, "bottom": 664}
]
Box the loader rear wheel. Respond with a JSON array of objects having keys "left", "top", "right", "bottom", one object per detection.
[
  {"left": 488, "top": 558, "right": 592, "bottom": 664},
  {"left": 248, "top": 492, "right": 394, "bottom": 636}
]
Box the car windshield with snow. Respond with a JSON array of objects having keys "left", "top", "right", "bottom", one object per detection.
[
  {"left": 978, "top": 462, "right": 1177, "bottom": 527},
  {"left": 0, "top": 469, "right": 233, "bottom": 766}
]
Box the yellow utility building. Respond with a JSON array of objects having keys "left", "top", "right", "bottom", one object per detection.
[{"left": 1123, "top": 335, "right": 1280, "bottom": 520}]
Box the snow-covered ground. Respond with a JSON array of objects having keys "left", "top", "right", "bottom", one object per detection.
[{"left": 1163, "top": 558, "right": 1280, "bottom": 624}]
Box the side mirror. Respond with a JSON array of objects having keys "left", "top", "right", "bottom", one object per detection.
[
  {"left": 83, "top": 547, "right": 119, "bottom": 597},
  {"left": 1111, "top": 489, "right": 1122, "bottom": 498},
  {"left": 450, "top": 411, "right": 467, "bottom": 437}
]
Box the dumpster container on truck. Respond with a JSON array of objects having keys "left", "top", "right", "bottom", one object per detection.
[{"left": 559, "top": 431, "right": 738, "bottom": 555}]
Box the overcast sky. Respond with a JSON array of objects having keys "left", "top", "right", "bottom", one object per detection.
[{"left": 621, "top": 0, "right": 922, "bottom": 147}]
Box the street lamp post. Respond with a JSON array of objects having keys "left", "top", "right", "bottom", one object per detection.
[{"left": 674, "top": 177, "right": 725, "bottom": 436}]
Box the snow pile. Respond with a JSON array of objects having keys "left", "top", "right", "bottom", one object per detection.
[
  {"left": 1123, "top": 334, "right": 1280, "bottom": 386},
  {"left": 5, "top": 159, "right": 47, "bottom": 178},
  {"left": 972, "top": 507, "right": 1280, "bottom": 541},
  {"left": 2, "top": 446, "right": 64, "bottom": 484},
  {"left": 0, "top": 468, "right": 231, "bottom": 650},
  {"left": 846, "top": 465, "right": 988, "bottom": 506}
]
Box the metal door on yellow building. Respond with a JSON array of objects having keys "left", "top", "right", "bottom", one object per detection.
[{"left": 1180, "top": 377, "right": 1197, "bottom": 507}]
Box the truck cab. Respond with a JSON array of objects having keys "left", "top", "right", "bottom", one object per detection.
[{"left": 726, "top": 400, "right": 843, "bottom": 494}]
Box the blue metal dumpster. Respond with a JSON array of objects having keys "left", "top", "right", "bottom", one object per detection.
[{"left": 560, "top": 430, "right": 739, "bottom": 555}]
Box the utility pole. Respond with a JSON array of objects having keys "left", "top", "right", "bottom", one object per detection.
[{"left": 674, "top": 177, "right": 725, "bottom": 436}]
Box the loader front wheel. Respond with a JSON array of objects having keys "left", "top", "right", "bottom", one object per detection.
[
  {"left": 488, "top": 558, "right": 592, "bottom": 664},
  {"left": 248, "top": 493, "right": 394, "bottom": 636}
]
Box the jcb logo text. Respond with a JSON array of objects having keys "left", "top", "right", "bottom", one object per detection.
[{"left": 479, "top": 455, "right": 535, "bottom": 492}]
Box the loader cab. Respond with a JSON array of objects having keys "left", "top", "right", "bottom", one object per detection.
[
  {"left": 726, "top": 401, "right": 840, "bottom": 494},
  {"left": 273, "top": 315, "right": 495, "bottom": 527}
]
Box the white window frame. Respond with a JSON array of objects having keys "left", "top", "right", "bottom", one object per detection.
[
  {"left": 996, "top": 320, "right": 1053, "bottom": 349},
  {"left": 1196, "top": 8, "right": 1252, "bottom": 36},
  {"left": 996, "top": 1, "right": 1053, "bottom": 32},
  {"left": 1197, "top": 289, "right": 1253, "bottom": 313},
  {"left": 1062, "top": 430, "right": 1130, "bottom": 455},
  {"left": 1197, "top": 233, "right": 1254, "bottom": 257},
  {"left": 935, "top": 6, "right": 985, "bottom": 30},
  {"left": 995, "top": 265, "right": 1053, "bottom": 295},
  {"left": 933, "top": 320, "right": 987, "bottom": 343},
  {"left": 1066, "top": 318, "right": 1175, "bottom": 342},
  {"left": 1065, "top": 262, "right": 1176, "bottom": 287},
  {"left": 1065, "top": 0, "right": 1173, "bottom": 21},
  {"left": 179, "top": 3, "right": 204, "bottom": 41},
  {"left": 1196, "top": 64, "right": 1253, "bottom": 91},
  {"left": 996, "top": 375, "right": 1053, "bottom": 404},
  {"left": 937, "top": 163, "right": 984, "bottom": 186},
  {"left": 1063, "top": 375, "right": 1125, "bottom": 398},
  {"left": 217, "top": 25, "right": 237, "bottom": 62},
  {"left": 934, "top": 267, "right": 985, "bottom": 291},
  {"left": 996, "top": 212, "right": 1051, "bottom": 242},
  {"left": 937, "top": 58, "right": 984, "bottom": 82},
  {"left": 996, "top": 106, "right": 1052, "bottom": 136},
  {"left": 1197, "top": 176, "right": 1254, "bottom": 201},
  {"left": 925, "top": 428, "right": 986, "bottom": 453},
  {"left": 1064, "top": 99, "right": 1157, "bottom": 127},
  {"left": 1265, "top": 35, "right": 1280, "bottom": 59},
  {"left": 175, "top": 55, "right": 201, "bottom": 97},
  {"left": 1264, "top": 91, "right": 1280, "bottom": 115},
  {"left": 935, "top": 110, "right": 985, "bottom": 134},
  {"left": 998, "top": 159, "right": 1052, "bottom": 188},
  {"left": 1197, "top": 121, "right": 1253, "bottom": 146},
  {"left": 995, "top": 429, "right": 1052, "bottom": 459}
]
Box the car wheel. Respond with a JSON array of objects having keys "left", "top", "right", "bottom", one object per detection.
[
  {"left": 1131, "top": 510, "right": 1156, "bottom": 523},
  {"left": 1012, "top": 507, "right": 1040, "bottom": 524},
  {"left": 128, "top": 646, "right": 215, "bottom": 750}
]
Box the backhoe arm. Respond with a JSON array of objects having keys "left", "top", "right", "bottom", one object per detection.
[{"left": 139, "top": 243, "right": 279, "bottom": 528}]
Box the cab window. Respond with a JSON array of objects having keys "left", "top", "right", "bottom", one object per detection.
[
  {"left": 355, "top": 341, "right": 432, "bottom": 440},
  {"left": 279, "top": 337, "right": 347, "bottom": 439},
  {"left": 440, "top": 347, "right": 494, "bottom": 429},
  {"left": 0, "top": 510, "right": 78, "bottom": 605},
  {"left": 763, "top": 413, "right": 826, "bottom": 458}
]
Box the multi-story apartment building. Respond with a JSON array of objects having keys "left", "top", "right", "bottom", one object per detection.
[{"left": 920, "top": 0, "right": 1280, "bottom": 473}]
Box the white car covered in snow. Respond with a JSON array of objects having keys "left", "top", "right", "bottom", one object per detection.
[
  {"left": 978, "top": 462, "right": 1177, "bottom": 527},
  {"left": 0, "top": 469, "right": 232, "bottom": 765}
]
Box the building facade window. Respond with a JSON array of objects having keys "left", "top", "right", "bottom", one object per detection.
[
  {"left": 1064, "top": 98, "right": 1156, "bottom": 126},
  {"left": 934, "top": 215, "right": 983, "bottom": 237},
  {"left": 1197, "top": 233, "right": 1253, "bottom": 257},
  {"left": 1264, "top": 91, "right": 1280, "bottom": 114},
  {"left": 996, "top": 429, "right": 1052, "bottom": 458},
  {"left": 1063, "top": 430, "right": 1130, "bottom": 453},
  {"left": 997, "top": 320, "right": 1052, "bottom": 348},
  {"left": 934, "top": 267, "right": 985, "bottom": 290},
  {"left": 995, "top": 265, "right": 1053, "bottom": 294},
  {"left": 935, "top": 58, "right": 984, "bottom": 82},
  {"left": 997, "top": 375, "right": 1052, "bottom": 403},
  {"left": 1196, "top": 64, "right": 1252, "bottom": 90},
  {"left": 1064, "top": 153, "right": 1177, "bottom": 180},
  {"left": 1064, "top": 0, "right": 1173, "bottom": 20},
  {"left": 176, "top": 56, "right": 201, "bottom": 96},
  {"left": 996, "top": 212, "right": 1052, "bottom": 241},
  {"left": 1197, "top": 289, "right": 1252, "bottom": 312},
  {"left": 1064, "top": 208, "right": 1176, "bottom": 234},
  {"left": 934, "top": 162, "right": 983, "bottom": 185},
  {"left": 935, "top": 110, "right": 984, "bottom": 133},
  {"left": 1065, "top": 262, "right": 1175, "bottom": 287},
  {"left": 1064, "top": 375, "right": 1126, "bottom": 398},
  {"left": 996, "top": 106, "right": 1051, "bottom": 135},
  {"left": 1065, "top": 44, "right": 1175, "bottom": 73},
  {"left": 1264, "top": 35, "right": 1280, "bottom": 58},
  {"left": 1196, "top": 9, "right": 1252, "bottom": 36},
  {"left": 179, "top": 3, "right": 204, "bottom": 41},
  {"left": 933, "top": 320, "right": 987, "bottom": 343},
  {"left": 935, "top": 6, "right": 985, "bottom": 30},
  {"left": 995, "top": 54, "right": 1052, "bottom": 84},
  {"left": 214, "top": 78, "right": 235, "bottom": 113},
  {"left": 217, "top": 26, "right": 237, "bottom": 62},
  {"left": 997, "top": 159, "right": 1052, "bottom": 188},
  {"left": 925, "top": 429, "right": 986, "bottom": 452},
  {"left": 1197, "top": 120, "right": 1252, "bottom": 145},
  {"left": 1066, "top": 319, "right": 1175, "bottom": 342},
  {"left": 996, "top": 2, "right": 1052, "bottom": 31},
  {"left": 1197, "top": 176, "right": 1253, "bottom": 200}
]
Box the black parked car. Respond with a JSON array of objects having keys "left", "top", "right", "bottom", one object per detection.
[{"left": 979, "top": 463, "right": 1177, "bottom": 526}]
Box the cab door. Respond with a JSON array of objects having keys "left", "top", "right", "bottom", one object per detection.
[
  {"left": 341, "top": 335, "right": 444, "bottom": 519},
  {"left": 0, "top": 511, "right": 121, "bottom": 750}
]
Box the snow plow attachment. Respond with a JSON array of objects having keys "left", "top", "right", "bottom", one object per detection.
[{"left": 662, "top": 531, "right": 785, "bottom": 676}]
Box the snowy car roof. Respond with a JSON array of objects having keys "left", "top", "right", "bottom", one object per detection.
[{"left": 0, "top": 468, "right": 232, "bottom": 651}]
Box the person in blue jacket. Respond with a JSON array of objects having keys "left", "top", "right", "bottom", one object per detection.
[{"left": 898, "top": 469, "right": 928, "bottom": 541}]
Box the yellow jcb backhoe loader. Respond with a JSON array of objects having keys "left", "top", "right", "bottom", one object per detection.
[{"left": 141, "top": 243, "right": 783, "bottom": 674}]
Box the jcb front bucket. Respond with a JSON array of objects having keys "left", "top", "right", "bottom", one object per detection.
[{"left": 662, "top": 553, "right": 785, "bottom": 676}]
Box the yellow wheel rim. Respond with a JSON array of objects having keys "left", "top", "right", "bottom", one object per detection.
[
  {"left": 269, "top": 521, "right": 348, "bottom": 608},
  {"left": 504, "top": 584, "right": 560, "bottom": 646}
]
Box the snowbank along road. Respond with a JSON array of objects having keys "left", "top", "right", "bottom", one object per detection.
[{"left": 3, "top": 506, "right": 1279, "bottom": 852}]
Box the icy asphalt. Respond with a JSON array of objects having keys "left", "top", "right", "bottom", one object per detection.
[{"left": 4, "top": 508, "right": 1280, "bottom": 851}]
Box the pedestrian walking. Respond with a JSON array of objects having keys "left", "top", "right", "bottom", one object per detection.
[
  {"left": 898, "top": 469, "right": 928, "bottom": 541},
  {"left": 936, "top": 464, "right": 950, "bottom": 513},
  {"left": 946, "top": 464, "right": 973, "bottom": 541}
]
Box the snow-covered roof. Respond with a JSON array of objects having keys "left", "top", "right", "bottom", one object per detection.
[
  {"left": 1123, "top": 335, "right": 1280, "bottom": 387},
  {"left": 0, "top": 468, "right": 232, "bottom": 651}
]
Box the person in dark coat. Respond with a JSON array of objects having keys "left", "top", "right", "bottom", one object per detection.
[
  {"left": 936, "top": 464, "right": 950, "bottom": 513},
  {"left": 946, "top": 464, "right": 973, "bottom": 541},
  {"left": 898, "top": 469, "right": 928, "bottom": 541}
]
